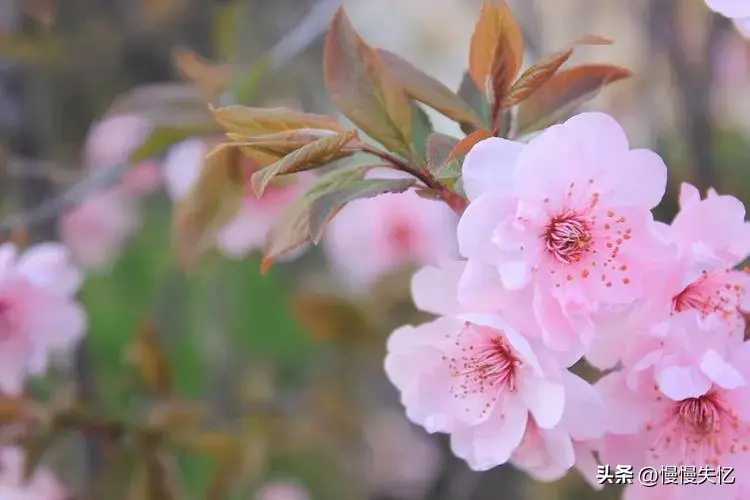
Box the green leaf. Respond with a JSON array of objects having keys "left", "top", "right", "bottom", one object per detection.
[
  {"left": 376, "top": 49, "right": 483, "bottom": 129},
  {"left": 514, "top": 64, "right": 632, "bottom": 138},
  {"left": 323, "top": 8, "right": 413, "bottom": 157},
  {"left": 261, "top": 164, "right": 386, "bottom": 271},
  {"left": 458, "top": 72, "right": 491, "bottom": 135},
  {"left": 426, "top": 133, "right": 459, "bottom": 171},
  {"left": 309, "top": 177, "right": 416, "bottom": 243},
  {"left": 410, "top": 102, "right": 433, "bottom": 163},
  {"left": 250, "top": 130, "right": 359, "bottom": 196}
]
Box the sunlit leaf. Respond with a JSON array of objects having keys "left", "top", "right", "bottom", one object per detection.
[
  {"left": 443, "top": 128, "right": 493, "bottom": 167},
  {"left": 426, "top": 133, "right": 459, "bottom": 172},
  {"left": 376, "top": 49, "right": 483, "bottom": 129},
  {"left": 127, "top": 318, "right": 172, "bottom": 396},
  {"left": 250, "top": 130, "right": 359, "bottom": 196},
  {"left": 469, "top": 0, "right": 524, "bottom": 96},
  {"left": 514, "top": 64, "right": 632, "bottom": 138},
  {"left": 172, "top": 143, "right": 245, "bottom": 271},
  {"left": 261, "top": 163, "right": 386, "bottom": 272},
  {"left": 211, "top": 105, "right": 344, "bottom": 137},
  {"left": 324, "top": 8, "right": 413, "bottom": 156}
]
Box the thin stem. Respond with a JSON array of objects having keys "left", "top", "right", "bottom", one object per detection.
[{"left": 359, "top": 145, "right": 468, "bottom": 214}]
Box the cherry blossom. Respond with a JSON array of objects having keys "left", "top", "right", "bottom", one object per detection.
[
  {"left": 324, "top": 168, "right": 458, "bottom": 291},
  {"left": 705, "top": 0, "right": 750, "bottom": 38},
  {"left": 458, "top": 112, "right": 672, "bottom": 350},
  {"left": 254, "top": 480, "right": 310, "bottom": 500},
  {"left": 162, "top": 139, "right": 313, "bottom": 260},
  {"left": 0, "top": 243, "right": 85, "bottom": 394},
  {"left": 0, "top": 447, "right": 67, "bottom": 500}
]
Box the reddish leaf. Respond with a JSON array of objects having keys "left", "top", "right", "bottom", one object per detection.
[
  {"left": 324, "top": 8, "right": 413, "bottom": 156},
  {"left": 211, "top": 105, "right": 345, "bottom": 136},
  {"left": 468, "top": 0, "right": 524, "bottom": 96},
  {"left": 514, "top": 64, "right": 632, "bottom": 138},
  {"left": 376, "top": 49, "right": 483, "bottom": 129},
  {"left": 500, "top": 48, "right": 574, "bottom": 108},
  {"left": 250, "top": 130, "right": 359, "bottom": 197},
  {"left": 443, "top": 129, "right": 493, "bottom": 167},
  {"left": 425, "top": 133, "right": 459, "bottom": 172}
]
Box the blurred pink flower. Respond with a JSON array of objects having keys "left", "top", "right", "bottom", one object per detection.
[
  {"left": 324, "top": 168, "right": 458, "bottom": 291},
  {"left": 162, "top": 139, "right": 312, "bottom": 260},
  {"left": 0, "top": 447, "right": 67, "bottom": 499},
  {"left": 364, "top": 410, "right": 442, "bottom": 498},
  {"left": 458, "top": 112, "right": 671, "bottom": 351},
  {"left": 254, "top": 480, "right": 310, "bottom": 500},
  {"left": 0, "top": 242, "right": 85, "bottom": 394},
  {"left": 59, "top": 189, "right": 139, "bottom": 271}
]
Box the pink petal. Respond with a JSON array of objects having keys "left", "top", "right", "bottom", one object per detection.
[
  {"left": 498, "top": 261, "right": 531, "bottom": 290},
  {"left": 161, "top": 139, "right": 207, "bottom": 200},
  {"left": 705, "top": 0, "right": 750, "bottom": 19},
  {"left": 607, "top": 149, "right": 667, "bottom": 209},
  {"left": 656, "top": 365, "right": 712, "bottom": 400},
  {"left": 461, "top": 137, "right": 522, "bottom": 200},
  {"left": 15, "top": 243, "right": 81, "bottom": 296},
  {"left": 456, "top": 193, "right": 510, "bottom": 264},
  {"left": 561, "top": 371, "right": 607, "bottom": 440},
  {"left": 215, "top": 206, "right": 269, "bottom": 258},
  {"left": 410, "top": 260, "right": 465, "bottom": 317},
  {"left": 679, "top": 182, "right": 701, "bottom": 209},
  {"left": 699, "top": 349, "right": 745, "bottom": 389},
  {"left": 518, "top": 374, "right": 565, "bottom": 429}
]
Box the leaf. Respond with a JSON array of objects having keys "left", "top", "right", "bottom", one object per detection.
[
  {"left": 324, "top": 8, "right": 413, "bottom": 156},
  {"left": 128, "top": 318, "right": 172, "bottom": 396},
  {"left": 225, "top": 129, "right": 344, "bottom": 167},
  {"left": 172, "top": 144, "right": 245, "bottom": 271},
  {"left": 426, "top": 133, "right": 459, "bottom": 172},
  {"left": 514, "top": 64, "right": 632, "bottom": 138},
  {"left": 443, "top": 128, "right": 493, "bottom": 167},
  {"left": 457, "top": 72, "right": 491, "bottom": 135},
  {"left": 130, "top": 125, "right": 217, "bottom": 164},
  {"left": 292, "top": 294, "right": 375, "bottom": 342},
  {"left": 500, "top": 48, "right": 574, "bottom": 108},
  {"left": 147, "top": 402, "right": 208, "bottom": 433},
  {"left": 127, "top": 452, "right": 180, "bottom": 500},
  {"left": 309, "top": 177, "right": 416, "bottom": 243},
  {"left": 410, "top": 102, "right": 433, "bottom": 163},
  {"left": 250, "top": 130, "right": 359, "bottom": 197},
  {"left": 376, "top": 49, "right": 483, "bottom": 128},
  {"left": 211, "top": 105, "right": 344, "bottom": 136},
  {"left": 172, "top": 47, "right": 232, "bottom": 103},
  {"left": 469, "top": 0, "right": 524, "bottom": 96},
  {"left": 261, "top": 164, "right": 386, "bottom": 272}
]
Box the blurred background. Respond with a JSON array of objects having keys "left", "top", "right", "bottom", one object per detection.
[{"left": 0, "top": 0, "right": 748, "bottom": 498}]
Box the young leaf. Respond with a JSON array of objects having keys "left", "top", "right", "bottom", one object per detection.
[
  {"left": 442, "top": 128, "right": 493, "bottom": 167},
  {"left": 426, "top": 133, "right": 459, "bottom": 172},
  {"left": 261, "top": 164, "right": 384, "bottom": 272},
  {"left": 172, "top": 144, "right": 245, "bottom": 271},
  {"left": 500, "top": 48, "right": 574, "bottom": 108},
  {"left": 172, "top": 47, "right": 231, "bottom": 103},
  {"left": 225, "top": 129, "right": 344, "bottom": 167},
  {"left": 376, "top": 49, "right": 483, "bottom": 129},
  {"left": 410, "top": 102, "right": 433, "bottom": 163},
  {"left": 324, "top": 8, "right": 413, "bottom": 157},
  {"left": 309, "top": 177, "right": 416, "bottom": 243},
  {"left": 211, "top": 105, "right": 345, "bottom": 137},
  {"left": 250, "top": 130, "right": 359, "bottom": 197},
  {"left": 469, "top": 0, "right": 524, "bottom": 96},
  {"left": 458, "top": 72, "right": 491, "bottom": 134},
  {"left": 514, "top": 64, "right": 632, "bottom": 138},
  {"left": 128, "top": 318, "right": 172, "bottom": 397}
]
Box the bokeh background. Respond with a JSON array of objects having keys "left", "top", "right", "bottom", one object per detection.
[{"left": 0, "top": 0, "right": 748, "bottom": 498}]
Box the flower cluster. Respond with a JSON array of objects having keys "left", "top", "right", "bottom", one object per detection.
[{"left": 385, "top": 112, "right": 750, "bottom": 498}]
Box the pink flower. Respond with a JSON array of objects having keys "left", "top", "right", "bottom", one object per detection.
[
  {"left": 0, "top": 243, "right": 85, "bottom": 394},
  {"left": 510, "top": 370, "right": 607, "bottom": 487},
  {"left": 162, "top": 139, "right": 312, "bottom": 260},
  {"left": 385, "top": 309, "right": 567, "bottom": 471},
  {"left": 59, "top": 189, "right": 139, "bottom": 270},
  {"left": 254, "top": 480, "right": 310, "bottom": 500},
  {"left": 324, "top": 168, "right": 458, "bottom": 291},
  {"left": 0, "top": 447, "right": 67, "bottom": 499},
  {"left": 597, "top": 345, "right": 750, "bottom": 500},
  {"left": 705, "top": 0, "right": 750, "bottom": 38},
  {"left": 458, "top": 112, "right": 671, "bottom": 350}
]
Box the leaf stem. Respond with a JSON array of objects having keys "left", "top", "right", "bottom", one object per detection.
[{"left": 359, "top": 145, "right": 468, "bottom": 214}]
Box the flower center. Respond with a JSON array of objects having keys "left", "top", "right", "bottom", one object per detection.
[
  {"left": 386, "top": 220, "right": 416, "bottom": 253},
  {"left": 676, "top": 395, "right": 723, "bottom": 435},
  {"left": 672, "top": 270, "right": 744, "bottom": 320},
  {"left": 447, "top": 326, "right": 521, "bottom": 397},
  {"left": 543, "top": 211, "right": 593, "bottom": 264}
]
